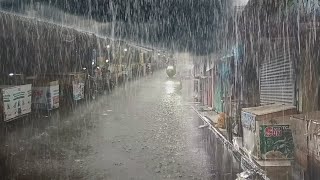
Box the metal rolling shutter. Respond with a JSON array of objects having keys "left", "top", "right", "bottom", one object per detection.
[{"left": 260, "top": 46, "right": 295, "bottom": 105}]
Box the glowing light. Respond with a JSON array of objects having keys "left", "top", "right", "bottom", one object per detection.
[
  {"left": 106, "top": 45, "right": 110, "bottom": 49},
  {"left": 124, "top": 48, "right": 128, "bottom": 52},
  {"left": 9, "top": 73, "right": 14, "bottom": 76},
  {"left": 106, "top": 59, "right": 109, "bottom": 63},
  {"left": 82, "top": 68, "right": 87, "bottom": 70}
]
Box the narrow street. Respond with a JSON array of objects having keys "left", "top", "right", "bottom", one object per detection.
[
  {"left": 0, "top": 71, "right": 240, "bottom": 180},
  {"left": 2, "top": 1, "right": 320, "bottom": 179}
]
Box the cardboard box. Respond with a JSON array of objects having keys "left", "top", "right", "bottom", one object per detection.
[{"left": 0, "top": 84, "right": 32, "bottom": 121}]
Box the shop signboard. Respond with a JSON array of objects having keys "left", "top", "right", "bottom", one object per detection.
[
  {"left": 1, "top": 84, "right": 32, "bottom": 121},
  {"left": 2, "top": 87, "right": 17, "bottom": 121},
  {"left": 32, "top": 83, "right": 59, "bottom": 110},
  {"left": 18, "top": 85, "right": 32, "bottom": 116},
  {"left": 259, "top": 125, "right": 294, "bottom": 160},
  {"left": 241, "top": 111, "right": 256, "bottom": 131}
]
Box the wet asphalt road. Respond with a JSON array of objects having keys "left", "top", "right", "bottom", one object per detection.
[{"left": 0, "top": 71, "right": 241, "bottom": 180}]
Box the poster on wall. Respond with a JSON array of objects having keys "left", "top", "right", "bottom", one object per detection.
[
  {"left": 241, "top": 111, "right": 256, "bottom": 131},
  {"left": 259, "top": 125, "right": 294, "bottom": 160},
  {"left": 2, "top": 84, "right": 32, "bottom": 121}
]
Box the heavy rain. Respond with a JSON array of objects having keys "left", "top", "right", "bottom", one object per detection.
[{"left": 0, "top": 0, "right": 319, "bottom": 180}]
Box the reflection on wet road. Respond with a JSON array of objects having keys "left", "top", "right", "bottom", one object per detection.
[{"left": 0, "top": 71, "right": 240, "bottom": 179}]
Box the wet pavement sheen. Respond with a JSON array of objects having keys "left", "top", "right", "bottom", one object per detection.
[{"left": 0, "top": 71, "right": 240, "bottom": 180}]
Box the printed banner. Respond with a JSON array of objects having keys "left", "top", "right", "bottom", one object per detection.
[
  {"left": 259, "top": 125, "right": 294, "bottom": 160},
  {"left": 241, "top": 111, "right": 256, "bottom": 131},
  {"left": 2, "top": 84, "right": 32, "bottom": 121}
]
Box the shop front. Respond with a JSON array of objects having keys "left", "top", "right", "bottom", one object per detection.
[
  {"left": 213, "top": 55, "right": 234, "bottom": 113},
  {"left": 260, "top": 40, "right": 296, "bottom": 106}
]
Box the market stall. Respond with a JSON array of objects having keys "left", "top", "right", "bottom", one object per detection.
[{"left": 45, "top": 73, "right": 85, "bottom": 104}]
